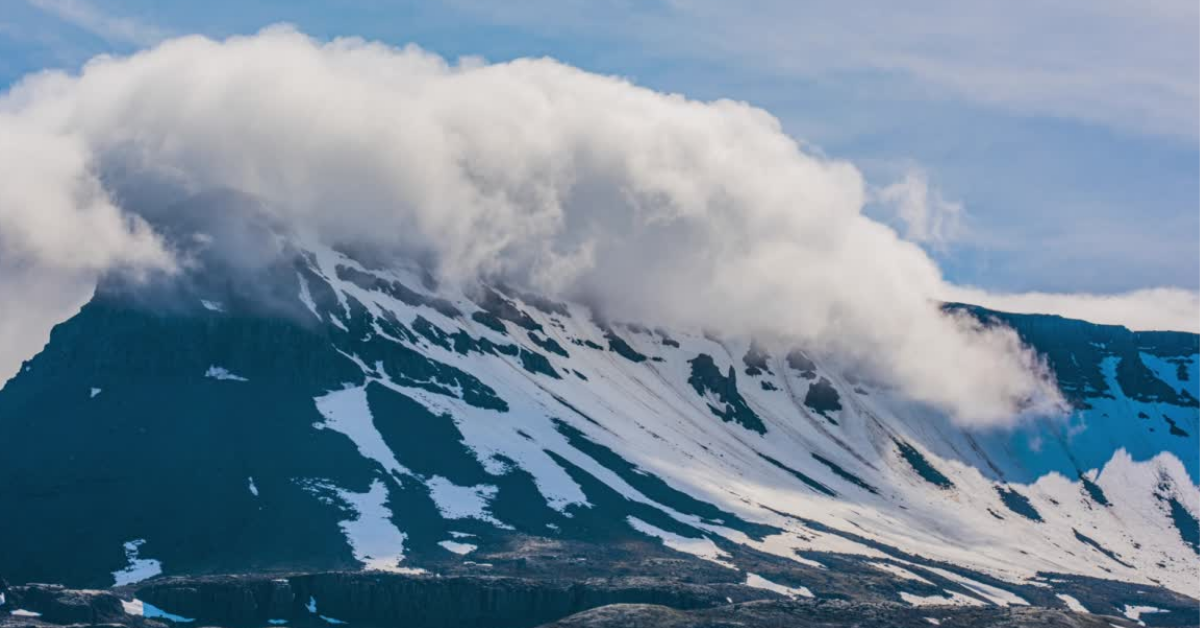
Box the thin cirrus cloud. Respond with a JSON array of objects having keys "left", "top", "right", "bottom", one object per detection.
[
  {"left": 452, "top": 0, "right": 1200, "bottom": 140},
  {"left": 25, "top": 0, "right": 170, "bottom": 47},
  {"left": 0, "top": 27, "right": 1192, "bottom": 426}
]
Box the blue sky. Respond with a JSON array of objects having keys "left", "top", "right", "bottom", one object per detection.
[{"left": 3, "top": 0, "right": 1196, "bottom": 295}]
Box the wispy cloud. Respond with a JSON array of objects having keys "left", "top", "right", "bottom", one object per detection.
[
  {"left": 26, "top": 0, "right": 169, "bottom": 47},
  {"left": 451, "top": 0, "right": 1200, "bottom": 140},
  {"left": 945, "top": 287, "right": 1200, "bottom": 333},
  {"left": 874, "top": 168, "right": 964, "bottom": 248}
]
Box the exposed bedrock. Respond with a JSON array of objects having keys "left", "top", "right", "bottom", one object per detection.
[{"left": 135, "top": 572, "right": 751, "bottom": 628}]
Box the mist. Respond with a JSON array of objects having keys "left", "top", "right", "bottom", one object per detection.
[
  {"left": 944, "top": 287, "right": 1199, "bottom": 334},
  {"left": 1, "top": 27, "right": 1188, "bottom": 424}
]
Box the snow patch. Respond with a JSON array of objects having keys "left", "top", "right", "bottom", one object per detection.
[
  {"left": 1140, "top": 352, "right": 1198, "bottom": 396},
  {"left": 426, "top": 475, "right": 506, "bottom": 526},
  {"left": 248, "top": 476, "right": 259, "bottom": 497},
  {"left": 334, "top": 479, "right": 409, "bottom": 572},
  {"left": 90, "top": 387, "right": 102, "bottom": 398},
  {"left": 789, "top": 554, "right": 825, "bottom": 569},
  {"left": 303, "top": 595, "right": 355, "bottom": 625},
  {"left": 627, "top": 516, "right": 735, "bottom": 569},
  {"left": 112, "top": 539, "right": 162, "bottom": 586},
  {"left": 869, "top": 561, "right": 933, "bottom": 584},
  {"left": 297, "top": 271, "right": 323, "bottom": 321},
  {"left": 314, "top": 386, "right": 409, "bottom": 478},
  {"left": 439, "top": 540, "right": 477, "bottom": 555},
  {"left": 921, "top": 566, "right": 1028, "bottom": 606},
  {"left": 141, "top": 600, "right": 194, "bottom": 623},
  {"left": 744, "top": 572, "right": 813, "bottom": 598},
  {"left": 205, "top": 366, "right": 248, "bottom": 382},
  {"left": 1056, "top": 593, "right": 1088, "bottom": 613},
  {"left": 900, "top": 591, "right": 986, "bottom": 607},
  {"left": 200, "top": 299, "right": 224, "bottom": 312},
  {"left": 1122, "top": 605, "right": 1167, "bottom": 626},
  {"left": 10, "top": 609, "right": 41, "bottom": 617}
]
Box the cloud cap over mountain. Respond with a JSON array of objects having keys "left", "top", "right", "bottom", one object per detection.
[{"left": 1, "top": 27, "right": 1189, "bottom": 422}]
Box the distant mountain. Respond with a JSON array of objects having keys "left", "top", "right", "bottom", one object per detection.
[{"left": 0, "top": 241, "right": 1196, "bottom": 626}]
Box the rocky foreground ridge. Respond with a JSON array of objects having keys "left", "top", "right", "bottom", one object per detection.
[{"left": 0, "top": 572, "right": 1172, "bottom": 628}]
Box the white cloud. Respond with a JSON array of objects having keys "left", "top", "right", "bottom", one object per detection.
[
  {"left": 9, "top": 27, "right": 1186, "bottom": 425},
  {"left": 875, "top": 169, "right": 963, "bottom": 246},
  {"left": 945, "top": 287, "right": 1200, "bottom": 334},
  {"left": 0, "top": 110, "right": 173, "bottom": 382},
  {"left": 26, "top": 0, "right": 169, "bottom": 47}
]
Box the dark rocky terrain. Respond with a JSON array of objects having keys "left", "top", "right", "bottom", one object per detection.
[
  {"left": 0, "top": 583, "right": 161, "bottom": 628},
  {"left": 0, "top": 574, "right": 1167, "bottom": 628},
  {"left": 537, "top": 600, "right": 1143, "bottom": 628}
]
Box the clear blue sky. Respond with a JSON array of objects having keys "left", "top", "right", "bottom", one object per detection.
[{"left": 4, "top": 0, "right": 1196, "bottom": 295}]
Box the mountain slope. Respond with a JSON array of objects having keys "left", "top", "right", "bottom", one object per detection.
[{"left": 1, "top": 243, "right": 1196, "bottom": 623}]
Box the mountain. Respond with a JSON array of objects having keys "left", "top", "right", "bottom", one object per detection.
[{"left": 0, "top": 241, "right": 1196, "bottom": 627}]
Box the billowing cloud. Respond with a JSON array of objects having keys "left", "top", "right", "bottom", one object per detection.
[
  {"left": 1, "top": 27, "right": 1182, "bottom": 425},
  {"left": 0, "top": 109, "right": 172, "bottom": 386}
]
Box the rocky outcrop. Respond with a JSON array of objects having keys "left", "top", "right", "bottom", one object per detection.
[
  {"left": 135, "top": 572, "right": 750, "bottom": 627},
  {"left": 0, "top": 575, "right": 1177, "bottom": 628},
  {"left": 537, "top": 599, "right": 1141, "bottom": 628},
  {"left": 0, "top": 584, "right": 163, "bottom": 628}
]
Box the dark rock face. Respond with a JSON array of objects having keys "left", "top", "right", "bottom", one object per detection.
[
  {"left": 474, "top": 287, "right": 543, "bottom": 333},
  {"left": 1163, "top": 495, "right": 1200, "bottom": 556},
  {"left": 757, "top": 453, "right": 837, "bottom": 497},
  {"left": 895, "top": 440, "right": 955, "bottom": 489},
  {"left": 686, "top": 354, "right": 767, "bottom": 433},
  {"left": 995, "top": 486, "right": 1043, "bottom": 522},
  {"left": 135, "top": 576, "right": 293, "bottom": 626},
  {"left": 537, "top": 600, "right": 1141, "bottom": 628},
  {"left": 810, "top": 453, "right": 877, "bottom": 494},
  {"left": 742, "top": 342, "right": 771, "bottom": 376},
  {"left": 0, "top": 295, "right": 382, "bottom": 586},
  {"left": 1072, "top": 530, "right": 1134, "bottom": 569},
  {"left": 785, "top": 350, "right": 817, "bottom": 379},
  {"left": 334, "top": 265, "right": 462, "bottom": 319},
  {"left": 604, "top": 329, "right": 648, "bottom": 363},
  {"left": 946, "top": 304, "right": 1200, "bottom": 408},
  {"left": 1, "top": 584, "right": 137, "bottom": 626},
  {"left": 802, "top": 377, "right": 842, "bottom": 420}
]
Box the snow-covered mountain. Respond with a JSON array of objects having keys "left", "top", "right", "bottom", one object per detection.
[{"left": 1, "top": 240, "right": 1196, "bottom": 624}]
